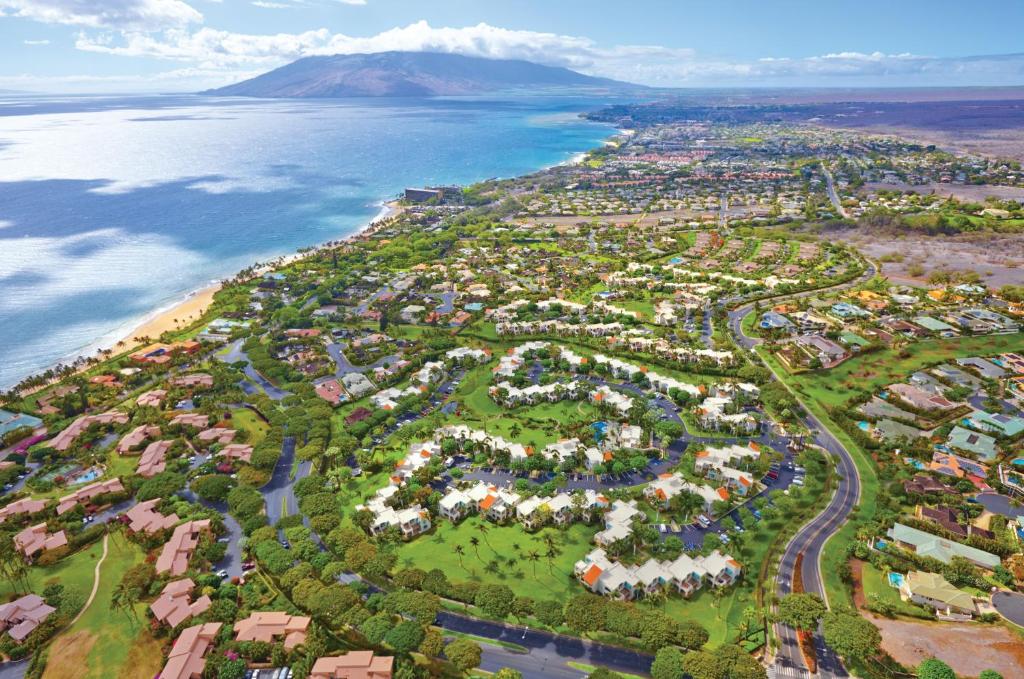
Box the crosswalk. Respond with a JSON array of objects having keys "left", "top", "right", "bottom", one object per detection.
[{"left": 770, "top": 663, "right": 816, "bottom": 679}]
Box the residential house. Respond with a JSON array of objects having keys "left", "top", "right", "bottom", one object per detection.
[
  {"left": 899, "top": 571, "right": 976, "bottom": 618},
  {"left": 886, "top": 523, "right": 1001, "bottom": 569},
  {"left": 150, "top": 579, "right": 212, "bottom": 628},
  {"left": 14, "top": 524, "right": 67, "bottom": 558},
  {"left": 0, "top": 594, "right": 55, "bottom": 643},
  {"left": 156, "top": 519, "right": 212, "bottom": 576},
  {"left": 125, "top": 499, "right": 179, "bottom": 534},
  {"left": 233, "top": 612, "right": 310, "bottom": 650},
  {"left": 159, "top": 622, "right": 222, "bottom": 679},
  {"left": 310, "top": 652, "right": 394, "bottom": 679}
]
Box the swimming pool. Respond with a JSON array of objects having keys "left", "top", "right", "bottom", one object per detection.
[
  {"left": 857, "top": 421, "right": 870, "bottom": 431},
  {"left": 875, "top": 540, "right": 888, "bottom": 550},
  {"left": 887, "top": 572, "right": 904, "bottom": 588},
  {"left": 1013, "top": 458, "right": 1024, "bottom": 467}
]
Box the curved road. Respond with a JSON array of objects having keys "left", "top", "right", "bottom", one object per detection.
[{"left": 727, "top": 259, "right": 877, "bottom": 678}]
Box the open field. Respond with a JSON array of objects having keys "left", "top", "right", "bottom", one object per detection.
[
  {"left": 394, "top": 518, "right": 598, "bottom": 602},
  {"left": 832, "top": 228, "right": 1024, "bottom": 288},
  {"left": 41, "top": 538, "right": 157, "bottom": 679},
  {"left": 781, "top": 333, "right": 1024, "bottom": 409},
  {"left": 872, "top": 615, "right": 1024, "bottom": 678}
]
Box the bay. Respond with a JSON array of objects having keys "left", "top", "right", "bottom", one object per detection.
[{"left": 0, "top": 93, "right": 613, "bottom": 388}]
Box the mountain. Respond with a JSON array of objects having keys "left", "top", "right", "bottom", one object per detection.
[{"left": 203, "top": 51, "right": 641, "bottom": 98}]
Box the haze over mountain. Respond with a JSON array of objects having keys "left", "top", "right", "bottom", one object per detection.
[{"left": 204, "top": 51, "right": 642, "bottom": 98}]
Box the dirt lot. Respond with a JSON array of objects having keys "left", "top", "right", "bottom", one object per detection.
[
  {"left": 863, "top": 182, "right": 1024, "bottom": 203},
  {"left": 830, "top": 228, "right": 1024, "bottom": 287},
  {"left": 871, "top": 615, "right": 1024, "bottom": 678}
]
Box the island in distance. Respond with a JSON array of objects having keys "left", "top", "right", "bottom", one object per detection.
[{"left": 203, "top": 50, "right": 644, "bottom": 98}]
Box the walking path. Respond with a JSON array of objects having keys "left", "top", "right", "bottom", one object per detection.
[{"left": 69, "top": 534, "right": 109, "bottom": 627}]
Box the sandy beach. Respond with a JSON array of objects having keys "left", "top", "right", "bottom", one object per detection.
[{"left": 118, "top": 284, "right": 222, "bottom": 352}]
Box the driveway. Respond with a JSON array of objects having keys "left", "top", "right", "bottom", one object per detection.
[
  {"left": 992, "top": 590, "right": 1024, "bottom": 627},
  {"left": 976, "top": 492, "right": 1024, "bottom": 519}
]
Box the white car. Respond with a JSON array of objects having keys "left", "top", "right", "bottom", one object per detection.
[{"left": 217, "top": 569, "right": 229, "bottom": 578}]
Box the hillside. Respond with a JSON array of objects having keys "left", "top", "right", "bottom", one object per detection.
[{"left": 203, "top": 51, "right": 640, "bottom": 98}]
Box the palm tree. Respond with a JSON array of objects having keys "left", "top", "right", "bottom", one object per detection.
[
  {"left": 526, "top": 550, "right": 541, "bottom": 576},
  {"left": 476, "top": 522, "right": 492, "bottom": 550},
  {"left": 545, "top": 547, "right": 558, "bottom": 574},
  {"left": 454, "top": 544, "right": 466, "bottom": 570},
  {"left": 469, "top": 536, "right": 481, "bottom": 561}
]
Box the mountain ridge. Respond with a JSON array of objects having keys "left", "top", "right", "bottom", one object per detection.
[{"left": 203, "top": 51, "right": 643, "bottom": 98}]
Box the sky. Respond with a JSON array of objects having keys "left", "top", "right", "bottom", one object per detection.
[{"left": 2, "top": 0, "right": 1024, "bottom": 93}]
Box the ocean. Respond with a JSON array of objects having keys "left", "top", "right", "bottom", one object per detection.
[{"left": 0, "top": 93, "right": 615, "bottom": 389}]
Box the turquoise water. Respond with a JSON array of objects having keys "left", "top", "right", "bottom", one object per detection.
[
  {"left": 71, "top": 466, "right": 103, "bottom": 485},
  {"left": 857, "top": 421, "right": 870, "bottom": 431},
  {"left": 0, "top": 93, "right": 618, "bottom": 388},
  {"left": 887, "top": 572, "right": 904, "bottom": 587},
  {"left": 1013, "top": 458, "right": 1024, "bottom": 466}
]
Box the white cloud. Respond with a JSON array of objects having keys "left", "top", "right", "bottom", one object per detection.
[
  {"left": 23, "top": 39, "right": 51, "bottom": 45},
  {"left": 0, "top": 0, "right": 202, "bottom": 29},
  {"left": 334, "top": 0, "right": 366, "bottom": 5},
  {"left": 251, "top": 1, "right": 290, "bottom": 7}
]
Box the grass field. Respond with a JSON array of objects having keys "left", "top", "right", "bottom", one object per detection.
[
  {"left": 784, "top": 333, "right": 1024, "bottom": 409},
  {"left": 231, "top": 407, "right": 269, "bottom": 446},
  {"left": 859, "top": 563, "right": 932, "bottom": 619},
  {"left": 394, "top": 517, "right": 598, "bottom": 602},
  {"left": 0, "top": 540, "right": 105, "bottom": 605},
  {"left": 40, "top": 537, "right": 161, "bottom": 679}
]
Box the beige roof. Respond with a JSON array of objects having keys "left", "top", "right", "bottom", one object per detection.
[
  {"left": 160, "top": 622, "right": 222, "bottom": 679},
  {"left": 136, "top": 390, "right": 167, "bottom": 408},
  {"left": 197, "top": 428, "right": 235, "bottom": 445},
  {"left": 217, "top": 443, "right": 252, "bottom": 464},
  {"left": 0, "top": 594, "right": 56, "bottom": 642},
  {"left": 0, "top": 498, "right": 47, "bottom": 524},
  {"left": 233, "top": 611, "right": 311, "bottom": 649},
  {"left": 137, "top": 440, "right": 172, "bottom": 478},
  {"left": 311, "top": 652, "right": 394, "bottom": 679},
  {"left": 150, "top": 579, "right": 212, "bottom": 628},
  {"left": 14, "top": 523, "right": 67, "bottom": 557},
  {"left": 125, "top": 499, "right": 179, "bottom": 534},
  {"left": 56, "top": 478, "right": 125, "bottom": 515},
  {"left": 117, "top": 424, "right": 162, "bottom": 453},
  {"left": 50, "top": 411, "right": 128, "bottom": 451},
  {"left": 156, "top": 520, "right": 211, "bottom": 576},
  {"left": 170, "top": 413, "right": 209, "bottom": 429}
]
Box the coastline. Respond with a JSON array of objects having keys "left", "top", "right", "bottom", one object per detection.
[
  {"left": 19, "top": 199, "right": 407, "bottom": 392},
  {"left": 11, "top": 120, "right": 608, "bottom": 393}
]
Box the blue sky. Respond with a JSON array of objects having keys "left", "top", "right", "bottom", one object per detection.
[{"left": 2, "top": 0, "right": 1024, "bottom": 92}]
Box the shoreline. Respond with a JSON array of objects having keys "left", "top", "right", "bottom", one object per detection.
[
  {"left": 10, "top": 120, "right": 614, "bottom": 393},
  {"left": 17, "top": 199, "right": 407, "bottom": 392}
]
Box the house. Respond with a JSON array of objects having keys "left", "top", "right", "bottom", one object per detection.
[
  {"left": 0, "top": 498, "right": 47, "bottom": 524},
  {"left": 129, "top": 341, "right": 200, "bottom": 365},
  {"left": 310, "top": 652, "right": 394, "bottom": 679},
  {"left": 759, "top": 312, "right": 794, "bottom": 331},
  {"left": 56, "top": 478, "right": 125, "bottom": 515},
  {"left": 50, "top": 411, "right": 129, "bottom": 451},
  {"left": 888, "top": 383, "right": 958, "bottom": 412},
  {"left": 956, "top": 357, "right": 1007, "bottom": 380},
  {"left": 233, "top": 611, "right": 311, "bottom": 649},
  {"left": 790, "top": 311, "right": 830, "bottom": 333},
  {"left": 197, "top": 427, "right": 236, "bottom": 446},
  {"left": 150, "top": 579, "right": 212, "bottom": 628},
  {"left": 886, "top": 523, "right": 1001, "bottom": 569},
  {"left": 137, "top": 440, "right": 172, "bottom": 477},
  {"left": 794, "top": 334, "right": 847, "bottom": 366},
  {"left": 171, "top": 373, "right": 214, "bottom": 389},
  {"left": 159, "top": 622, "right": 222, "bottom": 679},
  {"left": 830, "top": 302, "right": 870, "bottom": 319},
  {"left": 438, "top": 488, "right": 471, "bottom": 522},
  {"left": 0, "top": 594, "right": 55, "bottom": 642},
  {"left": 125, "top": 499, "right": 180, "bottom": 534},
  {"left": 315, "top": 379, "right": 346, "bottom": 406},
  {"left": 966, "top": 410, "right": 1024, "bottom": 438},
  {"left": 170, "top": 413, "right": 209, "bottom": 429},
  {"left": 341, "top": 373, "right": 375, "bottom": 398},
  {"left": 946, "top": 426, "right": 998, "bottom": 461},
  {"left": 156, "top": 519, "right": 212, "bottom": 576},
  {"left": 117, "top": 424, "right": 162, "bottom": 454},
  {"left": 903, "top": 475, "right": 957, "bottom": 496},
  {"left": 367, "top": 505, "right": 432, "bottom": 539},
  {"left": 899, "top": 571, "right": 976, "bottom": 618},
  {"left": 218, "top": 443, "right": 253, "bottom": 464},
  {"left": 136, "top": 389, "right": 167, "bottom": 408},
  {"left": 14, "top": 524, "right": 67, "bottom": 558},
  {"left": 699, "top": 550, "right": 743, "bottom": 587},
  {"left": 916, "top": 505, "right": 994, "bottom": 541},
  {"left": 594, "top": 500, "right": 643, "bottom": 547}
]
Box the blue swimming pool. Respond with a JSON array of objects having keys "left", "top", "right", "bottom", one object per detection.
[
  {"left": 875, "top": 540, "right": 888, "bottom": 550},
  {"left": 857, "top": 421, "right": 870, "bottom": 431},
  {"left": 888, "top": 572, "right": 904, "bottom": 588}
]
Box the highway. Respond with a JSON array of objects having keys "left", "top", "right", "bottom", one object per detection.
[
  {"left": 822, "top": 164, "right": 848, "bottom": 219},
  {"left": 726, "top": 259, "right": 877, "bottom": 678}
]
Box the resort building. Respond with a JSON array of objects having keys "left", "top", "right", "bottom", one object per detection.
[
  {"left": 56, "top": 478, "right": 125, "bottom": 515},
  {"left": 150, "top": 579, "right": 212, "bottom": 628},
  {"left": 124, "top": 499, "right": 179, "bottom": 534},
  {"left": 310, "top": 652, "right": 393, "bottom": 679},
  {"left": 0, "top": 594, "right": 56, "bottom": 643},
  {"left": 159, "top": 622, "right": 222, "bottom": 679},
  {"left": 233, "top": 612, "right": 310, "bottom": 650},
  {"left": 156, "top": 519, "right": 212, "bottom": 576},
  {"left": 14, "top": 524, "right": 67, "bottom": 558}
]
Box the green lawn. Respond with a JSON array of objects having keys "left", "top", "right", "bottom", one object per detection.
[
  {"left": 231, "top": 407, "right": 269, "bottom": 446},
  {"left": 394, "top": 517, "right": 598, "bottom": 602},
  {"left": 784, "top": 333, "right": 1024, "bottom": 409},
  {"left": 859, "top": 563, "right": 931, "bottom": 619},
  {"left": 41, "top": 537, "right": 159, "bottom": 679},
  {"left": 0, "top": 540, "right": 105, "bottom": 605}
]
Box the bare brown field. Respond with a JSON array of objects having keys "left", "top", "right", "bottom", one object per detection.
[
  {"left": 872, "top": 615, "right": 1024, "bottom": 678},
  {"left": 42, "top": 631, "right": 97, "bottom": 679}
]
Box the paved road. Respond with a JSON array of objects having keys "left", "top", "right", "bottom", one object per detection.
[
  {"left": 822, "top": 165, "right": 848, "bottom": 219},
  {"left": 725, "top": 260, "right": 878, "bottom": 677},
  {"left": 439, "top": 610, "right": 653, "bottom": 677},
  {"left": 991, "top": 590, "right": 1024, "bottom": 627},
  {"left": 323, "top": 343, "right": 401, "bottom": 379},
  {"left": 0, "top": 660, "right": 27, "bottom": 679},
  {"left": 218, "top": 339, "right": 291, "bottom": 401}
]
